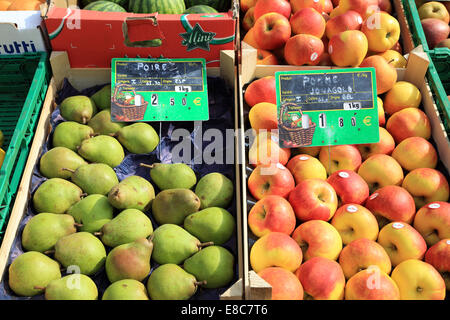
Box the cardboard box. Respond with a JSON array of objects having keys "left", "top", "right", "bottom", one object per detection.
[
  {"left": 43, "top": 1, "right": 238, "bottom": 68},
  {"left": 0, "top": 50, "right": 244, "bottom": 300},
  {"left": 0, "top": 10, "right": 50, "bottom": 55},
  {"left": 238, "top": 48, "right": 450, "bottom": 300}
]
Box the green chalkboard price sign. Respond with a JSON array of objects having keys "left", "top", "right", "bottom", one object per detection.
[
  {"left": 275, "top": 68, "right": 380, "bottom": 148},
  {"left": 111, "top": 58, "right": 209, "bottom": 122}
]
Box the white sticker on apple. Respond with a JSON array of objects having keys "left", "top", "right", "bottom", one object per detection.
[
  {"left": 392, "top": 222, "right": 404, "bottom": 229},
  {"left": 357, "top": 16, "right": 363, "bottom": 24},
  {"left": 311, "top": 52, "right": 319, "bottom": 62},
  {"left": 369, "top": 193, "right": 379, "bottom": 200},
  {"left": 346, "top": 205, "right": 358, "bottom": 213},
  {"left": 428, "top": 203, "right": 441, "bottom": 209},
  {"left": 299, "top": 156, "right": 309, "bottom": 161},
  {"left": 276, "top": 163, "right": 286, "bottom": 170},
  {"left": 447, "top": 240, "right": 450, "bottom": 245},
  {"left": 338, "top": 172, "right": 350, "bottom": 178}
]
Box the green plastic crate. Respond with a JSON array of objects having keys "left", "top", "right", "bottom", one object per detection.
[
  {"left": 0, "top": 52, "right": 50, "bottom": 240},
  {"left": 402, "top": 0, "right": 433, "bottom": 51},
  {"left": 427, "top": 48, "right": 450, "bottom": 133}
]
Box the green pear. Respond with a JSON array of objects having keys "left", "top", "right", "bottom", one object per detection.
[
  {"left": 67, "top": 194, "right": 114, "bottom": 233},
  {"left": 147, "top": 264, "right": 205, "bottom": 300},
  {"left": 183, "top": 246, "right": 234, "bottom": 289},
  {"left": 151, "top": 188, "right": 200, "bottom": 225},
  {"left": 44, "top": 274, "right": 98, "bottom": 300},
  {"left": 8, "top": 251, "right": 61, "bottom": 296},
  {"left": 91, "top": 85, "right": 111, "bottom": 110},
  {"left": 117, "top": 123, "right": 159, "bottom": 154},
  {"left": 88, "top": 109, "right": 126, "bottom": 135},
  {"left": 184, "top": 207, "right": 235, "bottom": 245},
  {"left": 22, "top": 213, "right": 78, "bottom": 252},
  {"left": 78, "top": 135, "right": 125, "bottom": 168},
  {"left": 195, "top": 173, "right": 234, "bottom": 209},
  {"left": 102, "top": 279, "right": 149, "bottom": 300},
  {"left": 105, "top": 237, "right": 153, "bottom": 283},
  {"left": 97, "top": 209, "right": 153, "bottom": 248},
  {"left": 142, "top": 162, "right": 197, "bottom": 190},
  {"left": 33, "top": 178, "right": 83, "bottom": 214},
  {"left": 52, "top": 121, "right": 94, "bottom": 152},
  {"left": 60, "top": 95, "right": 97, "bottom": 124},
  {"left": 108, "top": 175, "right": 155, "bottom": 211},
  {"left": 151, "top": 224, "right": 212, "bottom": 265},
  {"left": 54, "top": 232, "right": 106, "bottom": 275},
  {"left": 67, "top": 163, "right": 119, "bottom": 195},
  {"left": 39, "top": 147, "right": 87, "bottom": 179}
]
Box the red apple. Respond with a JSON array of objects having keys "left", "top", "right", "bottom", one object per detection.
[
  {"left": 284, "top": 34, "right": 324, "bottom": 66},
  {"left": 345, "top": 269, "right": 400, "bottom": 300},
  {"left": 288, "top": 178, "right": 338, "bottom": 222},
  {"left": 421, "top": 18, "right": 450, "bottom": 49},
  {"left": 240, "top": 0, "right": 258, "bottom": 13},
  {"left": 360, "top": 55, "right": 397, "bottom": 94},
  {"left": 378, "top": 0, "right": 392, "bottom": 13},
  {"left": 256, "top": 49, "right": 279, "bottom": 65},
  {"left": 254, "top": 0, "right": 292, "bottom": 20},
  {"left": 295, "top": 257, "right": 346, "bottom": 300},
  {"left": 425, "top": 239, "right": 450, "bottom": 290},
  {"left": 357, "top": 127, "right": 395, "bottom": 161},
  {"left": 365, "top": 185, "right": 416, "bottom": 228},
  {"left": 327, "top": 170, "right": 369, "bottom": 205},
  {"left": 253, "top": 12, "right": 292, "bottom": 50},
  {"left": 248, "top": 163, "right": 295, "bottom": 200},
  {"left": 258, "top": 267, "right": 304, "bottom": 300},
  {"left": 290, "top": 7, "right": 326, "bottom": 38},
  {"left": 291, "top": 0, "right": 326, "bottom": 14},
  {"left": 287, "top": 154, "right": 327, "bottom": 184},
  {"left": 248, "top": 195, "right": 297, "bottom": 237},
  {"left": 418, "top": 1, "right": 449, "bottom": 23},
  {"left": 319, "top": 144, "right": 362, "bottom": 175},
  {"left": 324, "top": 0, "right": 333, "bottom": 13},
  {"left": 242, "top": 7, "right": 256, "bottom": 31},
  {"left": 413, "top": 202, "right": 450, "bottom": 246},
  {"left": 244, "top": 76, "right": 277, "bottom": 107},
  {"left": 292, "top": 220, "right": 343, "bottom": 261},
  {"left": 325, "top": 10, "right": 363, "bottom": 40},
  {"left": 328, "top": 30, "right": 368, "bottom": 67}
]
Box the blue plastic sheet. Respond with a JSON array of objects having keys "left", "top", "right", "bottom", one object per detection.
[{"left": 0, "top": 76, "right": 238, "bottom": 300}]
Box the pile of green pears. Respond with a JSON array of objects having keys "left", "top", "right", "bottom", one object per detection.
[{"left": 8, "top": 86, "right": 237, "bottom": 300}]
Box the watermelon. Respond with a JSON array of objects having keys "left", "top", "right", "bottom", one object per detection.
[
  {"left": 128, "top": 0, "right": 186, "bottom": 14},
  {"left": 82, "top": 0, "right": 128, "bottom": 9},
  {"left": 184, "top": 0, "right": 230, "bottom": 12},
  {"left": 84, "top": 1, "right": 127, "bottom": 12},
  {"left": 184, "top": 5, "right": 218, "bottom": 13}
]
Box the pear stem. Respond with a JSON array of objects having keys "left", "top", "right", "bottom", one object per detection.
[
  {"left": 74, "top": 223, "right": 83, "bottom": 228},
  {"left": 140, "top": 163, "right": 155, "bottom": 169},
  {"left": 89, "top": 133, "right": 100, "bottom": 137},
  {"left": 61, "top": 168, "right": 75, "bottom": 173},
  {"left": 194, "top": 280, "right": 207, "bottom": 287},
  {"left": 109, "top": 133, "right": 118, "bottom": 137},
  {"left": 82, "top": 116, "right": 88, "bottom": 124},
  {"left": 80, "top": 193, "right": 88, "bottom": 198},
  {"left": 147, "top": 234, "right": 155, "bottom": 242},
  {"left": 94, "top": 232, "right": 102, "bottom": 236},
  {"left": 44, "top": 250, "right": 55, "bottom": 255},
  {"left": 197, "top": 241, "right": 214, "bottom": 248}
]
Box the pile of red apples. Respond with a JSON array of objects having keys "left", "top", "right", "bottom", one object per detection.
[
  {"left": 241, "top": 0, "right": 408, "bottom": 67},
  {"left": 244, "top": 74, "right": 450, "bottom": 300}
]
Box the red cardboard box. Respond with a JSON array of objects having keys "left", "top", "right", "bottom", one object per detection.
[{"left": 44, "top": 5, "right": 237, "bottom": 68}]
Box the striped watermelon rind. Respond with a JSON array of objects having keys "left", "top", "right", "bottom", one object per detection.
[
  {"left": 184, "top": 5, "right": 218, "bottom": 14},
  {"left": 184, "top": 0, "right": 230, "bottom": 12},
  {"left": 82, "top": 0, "right": 128, "bottom": 8},
  {"left": 128, "top": 0, "right": 186, "bottom": 14},
  {"left": 84, "top": 1, "right": 127, "bottom": 12}
]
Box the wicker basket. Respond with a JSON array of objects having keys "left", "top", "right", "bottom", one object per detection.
[
  {"left": 112, "top": 83, "right": 148, "bottom": 121},
  {"left": 278, "top": 103, "right": 316, "bottom": 147}
]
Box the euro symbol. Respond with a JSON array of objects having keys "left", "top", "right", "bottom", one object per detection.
[
  {"left": 193, "top": 97, "right": 201, "bottom": 106},
  {"left": 363, "top": 116, "right": 372, "bottom": 126}
]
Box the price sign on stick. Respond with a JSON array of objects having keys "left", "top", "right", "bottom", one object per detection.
[
  {"left": 111, "top": 58, "right": 209, "bottom": 122},
  {"left": 275, "top": 68, "right": 380, "bottom": 148}
]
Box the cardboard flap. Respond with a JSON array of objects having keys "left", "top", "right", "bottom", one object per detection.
[
  {"left": 404, "top": 45, "right": 430, "bottom": 88},
  {"left": 124, "top": 15, "right": 165, "bottom": 43}
]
